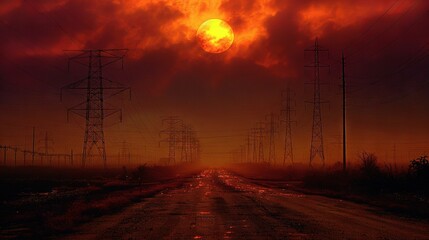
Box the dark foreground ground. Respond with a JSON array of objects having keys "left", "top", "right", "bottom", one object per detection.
[
  {"left": 0, "top": 165, "right": 200, "bottom": 239},
  {"left": 56, "top": 169, "right": 429, "bottom": 240}
]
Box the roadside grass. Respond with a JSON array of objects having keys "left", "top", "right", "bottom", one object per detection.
[
  {"left": 43, "top": 180, "right": 183, "bottom": 234},
  {"left": 0, "top": 163, "right": 202, "bottom": 238},
  {"left": 228, "top": 154, "right": 429, "bottom": 219}
]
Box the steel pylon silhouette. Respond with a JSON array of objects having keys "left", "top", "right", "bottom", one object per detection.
[
  {"left": 256, "top": 122, "right": 265, "bottom": 163},
  {"left": 250, "top": 128, "right": 258, "bottom": 163},
  {"left": 266, "top": 113, "right": 279, "bottom": 164},
  {"left": 305, "top": 39, "right": 329, "bottom": 167},
  {"left": 62, "top": 49, "right": 129, "bottom": 168},
  {"left": 159, "top": 116, "right": 182, "bottom": 165},
  {"left": 281, "top": 88, "right": 295, "bottom": 165}
]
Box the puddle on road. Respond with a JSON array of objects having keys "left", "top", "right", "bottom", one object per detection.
[
  {"left": 279, "top": 192, "right": 305, "bottom": 198},
  {"left": 216, "top": 170, "right": 306, "bottom": 199},
  {"left": 198, "top": 211, "right": 211, "bottom": 215}
]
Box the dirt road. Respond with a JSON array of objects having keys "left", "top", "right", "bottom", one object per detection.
[{"left": 62, "top": 169, "right": 429, "bottom": 240}]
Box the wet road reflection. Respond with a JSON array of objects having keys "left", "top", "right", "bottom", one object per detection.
[
  {"left": 216, "top": 169, "right": 305, "bottom": 199},
  {"left": 63, "top": 169, "right": 429, "bottom": 240}
]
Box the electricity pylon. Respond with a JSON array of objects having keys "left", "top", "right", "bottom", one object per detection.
[
  {"left": 266, "top": 113, "right": 279, "bottom": 164},
  {"left": 250, "top": 128, "right": 258, "bottom": 163},
  {"left": 189, "top": 129, "right": 200, "bottom": 162},
  {"left": 159, "top": 116, "right": 182, "bottom": 164},
  {"left": 121, "top": 141, "right": 131, "bottom": 165},
  {"left": 246, "top": 132, "right": 251, "bottom": 163},
  {"left": 180, "top": 124, "right": 197, "bottom": 162},
  {"left": 180, "top": 124, "right": 189, "bottom": 162},
  {"left": 256, "top": 122, "right": 265, "bottom": 163},
  {"left": 38, "top": 131, "right": 54, "bottom": 165},
  {"left": 305, "top": 38, "right": 329, "bottom": 167},
  {"left": 281, "top": 87, "right": 295, "bottom": 165},
  {"left": 61, "top": 49, "right": 130, "bottom": 168}
]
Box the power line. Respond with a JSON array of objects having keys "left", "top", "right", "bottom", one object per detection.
[
  {"left": 61, "top": 49, "right": 130, "bottom": 168},
  {"left": 305, "top": 38, "right": 329, "bottom": 167},
  {"left": 344, "top": 0, "right": 403, "bottom": 53},
  {"left": 281, "top": 87, "right": 296, "bottom": 165}
]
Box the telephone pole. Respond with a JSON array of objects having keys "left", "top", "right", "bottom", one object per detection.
[
  {"left": 281, "top": 87, "right": 295, "bottom": 165},
  {"left": 305, "top": 38, "right": 329, "bottom": 167},
  {"left": 61, "top": 49, "right": 130, "bottom": 168},
  {"left": 341, "top": 51, "right": 347, "bottom": 171}
]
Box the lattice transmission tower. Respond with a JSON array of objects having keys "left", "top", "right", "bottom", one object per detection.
[
  {"left": 266, "top": 113, "right": 279, "bottom": 164},
  {"left": 256, "top": 122, "right": 265, "bottom": 163},
  {"left": 305, "top": 39, "right": 329, "bottom": 167},
  {"left": 281, "top": 87, "right": 295, "bottom": 165},
  {"left": 250, "top": 128, "right": 258, "bottom": 163},
  {"left": 159, "top": 116, "right": 182, "bottom": 164},
  {"left": 61, "top": 49, "right": 130, "bottom": 168}
]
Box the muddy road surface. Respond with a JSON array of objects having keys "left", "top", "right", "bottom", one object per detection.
[{"left": 62, "top": 169, "right": 429, "bottom": 240}]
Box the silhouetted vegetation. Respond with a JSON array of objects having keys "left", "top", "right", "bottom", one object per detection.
[
  {"left": 408, "top": 156, "right": 429, "bottom": 194},
  {"left": 230, "top": 153, "right": 429, "bottom": 219},
  {"left": 0, "top": 164, "right": 202, "bottom": 238}
]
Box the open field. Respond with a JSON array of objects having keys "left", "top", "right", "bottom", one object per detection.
[{"left": 0, "top": 164, "right": 202, "bottom": 239}]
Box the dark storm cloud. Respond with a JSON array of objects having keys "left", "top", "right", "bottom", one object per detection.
[
  {"left": 1, "top": 0, "right": 428, "bottom": 89},
  {"left": 0, "top": 0, "right": 186, "bottom": 87}
]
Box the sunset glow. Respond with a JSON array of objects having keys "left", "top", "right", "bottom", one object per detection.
[
  {"left": 0, "top": 0, "right": 428, "bottom": 168},
  {"left": 196, "top": 19, "right": 234, "bottom": 53},
  {"left": 2, "top": 1, "right": 429, "bottom": 239}
]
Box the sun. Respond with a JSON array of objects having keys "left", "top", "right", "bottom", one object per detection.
[{"left": 196, "top": 19, "right": 234, "bottom": 54}]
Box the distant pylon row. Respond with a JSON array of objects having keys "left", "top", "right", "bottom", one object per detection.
[
  {"left": 159, "top": 116, "right": 200, "bottom": 164},
  {"left": 234, "top": 39, "right": 334, "bottom": 167},
  {"left": 233, "top": 87, "right": 296, "bottom": 165}
]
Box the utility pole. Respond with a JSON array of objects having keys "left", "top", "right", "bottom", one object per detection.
[
  {"left": 281, "top": 87, "right": 295, "bottom": 165},
  {"left": 305, "top": 38, "right": 329, "bottom": 167},
  {"left": 32, "top": 126, "right": 35, "bottom": 165},
  {"left": 341, "top": 51, "right": 347, "bottom": 171},
  {"left": 61, "top": 49, "right": 130, "bottom": 168}
]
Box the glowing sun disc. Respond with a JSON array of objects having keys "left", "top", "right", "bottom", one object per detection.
[{"left": 196, "top": 19, "right": 234, "bottom": 54}]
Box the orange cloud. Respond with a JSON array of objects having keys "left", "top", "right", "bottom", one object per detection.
[{"left": 298, "top": 0, "right": 415, "bottom": 37}]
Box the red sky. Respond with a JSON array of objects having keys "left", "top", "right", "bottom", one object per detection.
[{"left": 1, "top": 0, "right": 428, "bottom": 166}]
